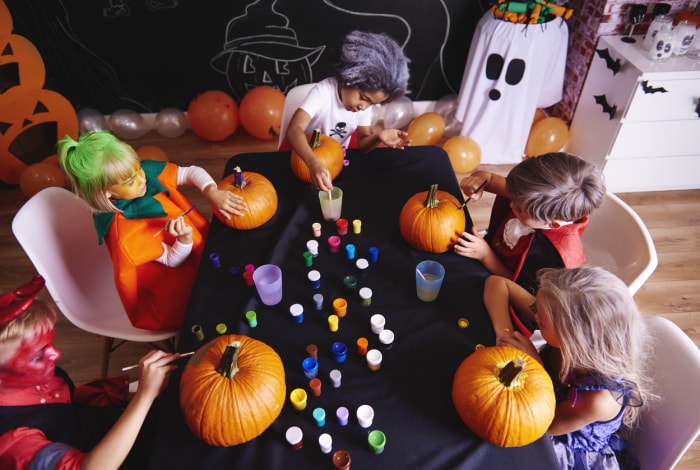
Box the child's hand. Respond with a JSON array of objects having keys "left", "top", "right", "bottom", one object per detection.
[
  {"left": 378, "top": 128, "right": 411, "bottom": 149},
  {"left": 454, "top": 227, "right": 490, "bottom": 261},
  {"left": 459, "top": 173, "right": 489, "bottom": 201},
  {"left": 496, "top": 332, "right": 541, "bottom": 364},
  {"left": 135, "top": 350, "right": 180, "bottom": 402},
  {"left": 205, "top": 186, "right": 248, "bottom": 219},
  {"left": 165, "top": 216, "right": 193, "bottom": 244},
  {"left": 308, "top": 158, "right": 333, "bottom": 193}
]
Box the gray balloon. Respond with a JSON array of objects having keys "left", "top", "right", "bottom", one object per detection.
[
  {"left": 109, "top": 109, "right": 151, "bottom": 140},
  {"left": 382, "top": 96, "right": 414, "bottom": 130},
  {"left": 434, "top": 94, "right": 458, "bottom": 117},
  {"left": 77, "top": 108, "right": 108, "bottom": 133},
  {"left": 155, "top": 107, "right": 188, "bottom": 138}
]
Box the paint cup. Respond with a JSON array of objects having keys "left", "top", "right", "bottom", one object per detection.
[
  {"left": 415, "top": 260, "right": 445, "bottom": 302},
  {"left": 331, "top": 341, "right": 348, "bottom": 363},
  {"left": 303, "top": 251, "right": 313, "bottom": 267},
  {"left": 319, "top": 433, "right": 333, "bottom": 454},
  {"left": 332, "top": 450, "right": 351, "bottom": 470},
  {"left": 379, "top": 329, "right": 394, "bottom": 350},
  {"left": 306, "top": 343, "right": 318, "bottom": 359},
  {"left": 366, "top": 349, "right": 383, "bottom": 371},
  {"left": 319, "top": 187, "right": 343, "bottom": 221},
  {"left": 328, "top": 235, "right": 341, "bottom": 253},
  {"left": 358, "top": 287, "right": 372, "bottom": 306},
  {"left": 245, "top": 310, "right": 257, "bottom": 328},
  {"left": 312, "top": 222, "right": 322, "bottom": 237},
  {"left": 332, "top": 297, "right": 347, "bottom": 317},
  {"left": 309, "top": 378, "right": 322, "bottom": 397},
  {"left": 302, "top": 357, "right": 318, "bottom": 379},
  {"left": 329, "top": 369, "right": 342, "bottom": 388},
  {"left": 285, "top": 426, "right": 304, "bottom": 449},
  {"left": 306, "top": 239, "right": 319, "bottom": 256},
  {"left": 352, "top": 219, "right": 361, "bottom": 234},
  {"left": 356, "top": 404, "right": 374, "bottom": 428},
  {"left": 328, "top": 314, "right": 339, "bottom": 332},
  {"left": 344, "top": 243, "right": 355, "bottom": 260},
  {"left": 252, "top": 264, "right": 283, "bottom": 306},
  {"left": 289, "top": 303, "right": 304, "bottom": 323},
  {"left": 290, "top": 388, "right": 308, "bottom": 411},
  {"left": 356, "top": 337, "right": 368, "bottom": 355},
  {"left": 355, "top": 258, "right": 369, "bottom": 276},
  {"left": 368, "top": 246, "right": 379, "bottom": 263},
  {"left": 313, "top": 293, "right": 324, "bottom": 310},
  {"left": 336, "top": 218, "right": 349, "bottom": 235},
  {"left": 307, "top": 269, "right": 321, "bottom": 289},
  {"left": 209, "top": 252, "right": 221, "bottom": 268},
  {"left": 370, "top": 314, "right": 385, "bottom": 334},
  {"left": 342, "top": 275, "right": 357, "bottom": 292},
  {"left": 313, "top": 407, "right": 326, "bottom": 427},
  {"left": 191, "top": 324, "right": 204, "bottom": 341},
  {"left": 368, "top": 430, "right": 386, "bottom": 454},
  {"left": 336, "top": 406, "right": 349, "bottom": 426}
]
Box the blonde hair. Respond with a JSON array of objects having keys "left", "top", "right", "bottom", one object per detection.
[
  {"left": 57, "top": 130, "right": 140, "bottom": 213},
  {"left": 0, "top": 299, "right": 57, "bottom": 365},
  {"left": 536, "top": 266, "right": 651, "bottom": 427}
]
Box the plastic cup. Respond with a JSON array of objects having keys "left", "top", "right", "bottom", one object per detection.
[
  {"left": 312, "top": 222, "right": 322, "bottom": 237},
  {"left": 309, "top": 378, "right": 322, "bottom": 397},
  {"left": 245, "top": 310, "right": 257, "bottom": 328},
  {"left": 306, "top": 239, "right": 319, "bottom": 256},
  {"left": 319, "top": 187, "right": 343, "bottom": 221},
  {"left": 332, "top": 297, "right": 347, "bottom": 317},
  {"left": 191, "top": 324, "right": 204, "bottom": 341},
  {"left": 302, "top": 357, "right": 318, "bottom": 379},
  {"left": 313, "top": 293, "right": 324, "bottom": 310},
  {"left": 336, "top": 406, "right": 349, "bottom": 426},
  {"left": 303, "top": 251, "right": 313, "bottom": 267},
  {"left": 368, "top": 246, "right": 379, "bottom": 263},
  {"left": 289, "top": 303, "right": 304, "bottom": 323},
  {"left": 336, "top": 218, "right": 349, "bottom": 235},
  {"left": 319, "top": 433, "right": 333, "bottom": 454},
  {"left": 352, "top": 219, "right": 361, "bottom": 234},
  {"left": 332, "top": 450, "right": 351, "bottom": 470},
  {"left": 331, "top": 341, "right": 348, "bottom": 363},
  {"left": 328, "top": 235, "right": 341, "bottom": 253},
  {"left": 290, "top": 388, "right": 308, "bottom": 411},
  {"left": 312, "top": 407, "right": 326, "bottom": 427},
  {"left": 370, "top": 314, "right": 385, "bottom": 334},
  {"left": 379, "top": 329, "right": 395, "bottom": 350},
  {"left": 328, "top": 314, "right": 339, "bottom": 332},
  {"left": 329, "top": 369, "right": 342, "bottom": 388},
  {"left": 356, "top": 337, "right": 368, "bottom": 355},
  {"left": 356, "top": 404, "right": 374, "bottom": 428},
  {"left": 307, "top": 269, "right": 321, "bottom": 289},
  {"left": 252, "top": 264, "right": 283, "bottom": 306},
  {"left": 355, "top": 258, "right": 369, "bottom": 276},
  {"left": 368, "top": 430, "right": 386, "bottom": 454},
  {"left": 344, "top": 243, "right": 355, "bottom": 260},
  {"left": 306, "top": 343, "right": 318, "bottom": 359},
  {"left": 415, "top": 260, "right": 445, "bottom": 302},
  {"left": 342, "top": 275, "right": 357, "bottom": 292},
  {"left": 285, "top": 426, "right": 303, "bottom": 449},
  {"left": 366, "top": 349, "right": 383, "bottom": 371},
  {"left": 358, "top": 287, "right": 372, "bottom": 306}
]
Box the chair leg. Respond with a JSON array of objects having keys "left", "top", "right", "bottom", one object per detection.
[{"left": 101, "top": 336, "right": 112, "bottom": 378}]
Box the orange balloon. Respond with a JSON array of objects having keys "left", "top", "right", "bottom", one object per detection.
[
  {"left": 525, "top": 117, "right": 569, "bottom": 157},
  {"left": 136, "top": 145, "right": 169, "bottom": 162},
  {"left": 239, "top": 86, "right": 286, "bottom": 140},
  {"left": 532, "top": 108, "right": 547, "bottom": 125},
  {"left": 19, "top": 162, "right": 65, "bottom": 198},
  {"left": 187, "top": 90, "right": 239, "bottom": 142},
  {"left": 443, "top": 136, "right": 481, "bottom": 174},
  {"left": 407, "top": 112, "right": 445, "bottom": 146}
]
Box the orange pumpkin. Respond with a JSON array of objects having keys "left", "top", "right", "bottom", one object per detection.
[
  {"left": 452, "top": 345, "right": 556, "bottom": 448},
  {"left": 399, "top": 184, "right": 465, "bottom": 253},
  {"left": 290, "top": 129, "right": 344, "bottom": 184},
  {"left": 0, "top": 34, "right": 46, "bottom": 106},
  {"left": 214, "top": 166, "right": 278, "bottom": 230},
  {"left": 180, "top": 335, "right": 286, "bottom": 446},
  {"left": 0, "top": 89, "right": 78, "bottom": 184}
]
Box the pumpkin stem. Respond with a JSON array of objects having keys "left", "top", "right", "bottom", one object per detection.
[
  {"left": 498, "top": 358, "right": 526, "bottom": 387},
  {"left": 424, "top": 184, "right": 440, "bottom": 209},
  {"left": 216, "top": 341, "right": 241, "bottom": 379},
  {"left": 309, "top": 129, "right": 322, "bottom": 149},
  {"left": 233, "top": 166, "right": 246, "bottom": 188}
]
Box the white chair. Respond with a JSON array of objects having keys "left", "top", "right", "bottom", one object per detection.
[
  {"left": 278, "top": 83, "right": 315, "bottom": 149},
  {"left": 12, "top": 187, "right": 178, "bottom": 377},
  {"left": 626, "top": 316, "right": 700, "bottom": 470},
  {"left": 581, "top": 192, "right": 658, "bottom": 295}
]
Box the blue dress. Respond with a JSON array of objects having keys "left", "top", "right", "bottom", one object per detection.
[{"left": 543, "top": 349, "right": 642, "bottom": 469}]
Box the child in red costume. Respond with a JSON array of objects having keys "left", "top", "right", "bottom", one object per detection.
[
  {"left": 0, "top": 275, "right": 183, "bottom": 469},
  {"left": 455, "top": 152, "right": 605, "bottom": 337},
  {"left": 58, "top": 131, "right": 248, "bottom": 331}
]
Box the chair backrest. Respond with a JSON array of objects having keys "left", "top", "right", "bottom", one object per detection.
[
  {"left": 11, "top": 187, "right": 177, "bottom": 341},
  {"left": 581, "top": 192, "right": 658, "bottom": 295},
  {"left": 278, "top": 83, "right": 316, "bottom": 150},
  {"left": 628, "top": 316, "right": 700, "bottom": 470}
]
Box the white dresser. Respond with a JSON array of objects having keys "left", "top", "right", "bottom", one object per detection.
[{"left": 568, "top": 35, "right": 700, "bottom": 192}]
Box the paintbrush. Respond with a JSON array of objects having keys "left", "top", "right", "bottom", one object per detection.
[
  {"left": 121, "top": 351, "right": 195, "bottom": 371},
  {"left": 152, "top": 204, "right": 198, "bottom": 237},
  {"left": 457, "top": 180, "right": 487, "bottom": 210}
]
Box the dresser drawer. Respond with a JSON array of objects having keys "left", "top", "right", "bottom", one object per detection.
[
  {"left": 603, "top": 154, "right": 700, "bottom": 192},
  {"left": 609, "top": 120, "right": 700, "bottom": 158},
  {"left": 624, "top": 78, "right": 700, "bottom": 122}
]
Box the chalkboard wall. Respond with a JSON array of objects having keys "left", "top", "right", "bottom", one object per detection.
[{"left": 5, "top": 0, "right": 490, "bottom": 114}]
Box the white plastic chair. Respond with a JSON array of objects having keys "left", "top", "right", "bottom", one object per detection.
[
  {"left": 581, "top": 192, "right": 658, "bottom": 295},
  {"left": 278, "top": 83, "right": 315, "bottom": 150},
  {"left": 12, "top": 187, "right": 178, "bottom": 377},
  {"left": 626, "top": 316, "right": 700, "bottom": 470}
]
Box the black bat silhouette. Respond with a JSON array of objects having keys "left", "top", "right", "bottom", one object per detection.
[
  {"left": 594, "top": 95, "right": 617, "bottom": 120},
  {"left": 641, "top": 80, "right": 668, "bottom": 94},
  {"left": 595, "top": 48, "right": 621, "bottom": 75}
]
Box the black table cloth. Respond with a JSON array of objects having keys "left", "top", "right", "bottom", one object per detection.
[{"left": 147, "top": 146, "right": 558, "bottom": 469}]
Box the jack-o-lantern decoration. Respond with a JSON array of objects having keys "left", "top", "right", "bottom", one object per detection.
[
  {"left": 1, "top": 0, "right": 12, "bottom": 37},
  {"left": 0, "top": 34, "right": 46, "bottom": 106},
  {"left": 0, "top": 89, "right": 78, "bottom": 184}
]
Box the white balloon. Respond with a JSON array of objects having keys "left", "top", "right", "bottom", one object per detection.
[
  {"left": 382, "top": 96, "right": 414, "bottom": 129},
  {"left": 77, "top": 108, "right": 108, "bottom": 133},
  {"left": 443, "top": 109, "right": 462, "bottom": 138},
  {"left": 155, "top": 107, "right": 188, "bottom": 138},
  {"left": 109, "top": 109, "right": 151, "bottom": 140},
  {"left": 434, "top": 93, "right": 458, "bottom": 117}
]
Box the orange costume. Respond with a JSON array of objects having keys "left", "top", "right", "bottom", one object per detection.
[{"left": 94, "top": 161, "right": 208, "bottom": 331}]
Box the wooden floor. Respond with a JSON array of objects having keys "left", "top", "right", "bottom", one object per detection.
[{"left": 1, "top": 129, "right": 698, "bottom": 468}]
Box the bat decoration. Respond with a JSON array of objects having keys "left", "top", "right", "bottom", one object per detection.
[
  {"left": 695, "top": 99, "right": 700, "bottom": 118},
  {"left": 595, "top": 48, "right": 621, "bottom": 75},
  {"left": 641, "top": 80, "right": 668, "bottom": 94},
  {"left": 594, "top": 94, "right": 617, "bottom": 120}
]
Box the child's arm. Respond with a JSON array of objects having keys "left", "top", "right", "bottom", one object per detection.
[
  {"left": 356, "top": 126, "right": 410, "bottom": 153},
  {"left": 454, "top": 228, "right": 513, "bottom": 278},
  {"left": 459, "top": 171, "right": 508, "bottom": 200},
  {"left": 548, "top": 389, "right": 623, "bottom": 436},
  {"left": 156, "top": 217, "right": 193, "bottom": 267},
  {"left": 286, "top": 109, "right": 333, "bottom": 192},
  {"left": 178, "top": 166, "right": 248, "bottom": 219},
  {"left": 483, "top": 276, "right": 536, "bottom": 341}
]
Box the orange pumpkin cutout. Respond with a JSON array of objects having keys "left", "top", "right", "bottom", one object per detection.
[
  {"left": 0, "top": 89, "right": 78, "bottom": 184},
  {"left": 1, "top": 0, "right": 12, "bottom": 37},
  {"left": 0, "top": 34, "right": 46, "bottom": 105}
]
